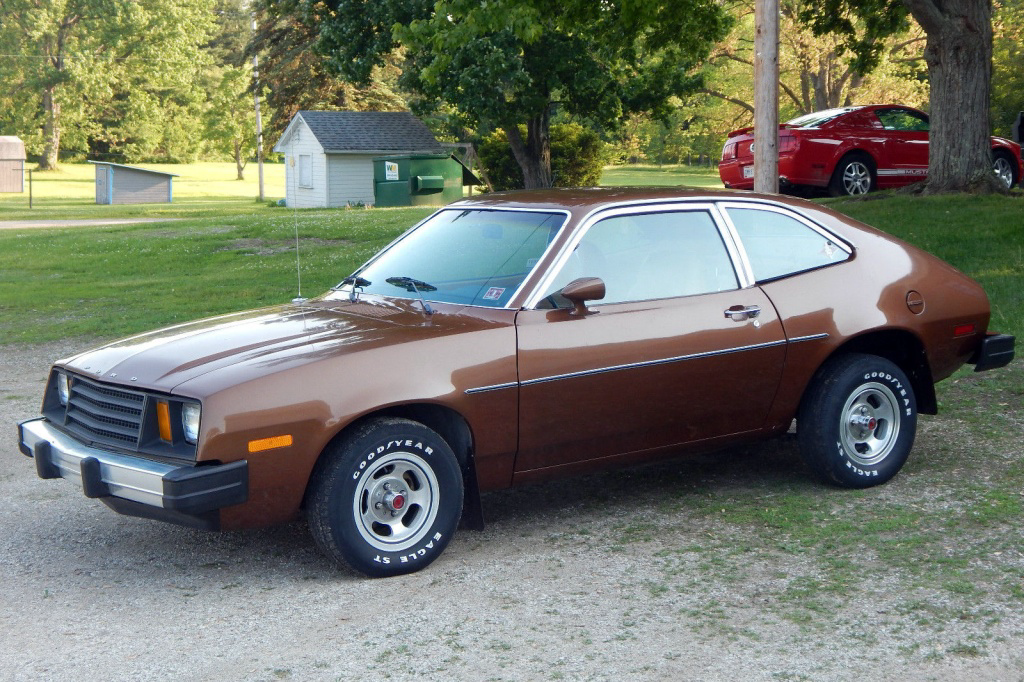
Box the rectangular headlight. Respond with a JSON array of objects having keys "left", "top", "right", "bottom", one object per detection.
[
  {"left": 56, "top": 372, "right": 70, "bottom": 406},
  {"left": 181, "top": 402, "right": 201, "bottom": 444}
]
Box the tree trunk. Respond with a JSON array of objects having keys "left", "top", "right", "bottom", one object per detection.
[
  {"left": 234, "top": 139, "right": 246, "bottom": 180},
  {"left": 39, "top": 85, "right": 61, "bottom": 171},
  {"left": 504, "top": 108, "right": 553, "bottom": 189},
  {"left": 907, "top": 0, "right": 1000, "bottom": 193}
]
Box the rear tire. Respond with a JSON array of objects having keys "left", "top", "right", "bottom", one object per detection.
[
  {"left": 307, "top": 417, "right": 463, "bottom": 577},
  {"left": 829, "top": 153, "right": 875, "bottom": 196},
  {"left": 798, "top": 354, "right": 917, "bottom": 488},
  {"left": 992, "top": 150, "right": 1018, "bottom": 189}
]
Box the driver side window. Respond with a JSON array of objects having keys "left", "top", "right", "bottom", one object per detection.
[{"left": 540, "top": 210, "right": 739, "bottom": 307}]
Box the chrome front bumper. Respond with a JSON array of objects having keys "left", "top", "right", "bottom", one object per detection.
[{"left": 18, "top": 418, "right": 247, "bottom": 527}]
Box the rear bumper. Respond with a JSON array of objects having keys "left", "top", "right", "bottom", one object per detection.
[
  {"left": 970, "top": 333, "right": 1015, "bottom": 372},
  {"left": 18, "top": 418, "right": 248, "bottom": 529}
]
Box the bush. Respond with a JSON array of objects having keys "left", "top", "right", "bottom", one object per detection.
[{"left": 477, "top": 123, "right": 607, "bottom": 190}]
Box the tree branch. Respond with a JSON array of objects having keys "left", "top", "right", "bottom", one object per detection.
[{"left": 700, "top": 88, "right": 754, "bottom": 114}]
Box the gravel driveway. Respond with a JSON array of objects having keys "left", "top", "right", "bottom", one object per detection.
[{"left": 2, "top": 340, "right": 1022, "bottom": 681}]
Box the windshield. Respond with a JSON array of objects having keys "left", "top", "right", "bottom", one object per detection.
[
  {"left": 785, "top": 108, "right": 857, "bottom": 128},
  {"left": 334, "top": 208, "right": 566, "bottom": 307}
]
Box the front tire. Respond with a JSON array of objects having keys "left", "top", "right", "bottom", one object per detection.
[
  {"left": 307, "top": 417, "right": 463, "bottom": 577},
  {"left": 829, "top": 153, "right": 875, "bottom": 196},
  {"left": 798, "top": 354, "right": 917, "bottom": 488}
]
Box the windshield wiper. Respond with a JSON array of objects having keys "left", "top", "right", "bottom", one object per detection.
[
  {"left": 334, "top": 275, "right": 371, "bottom": 302},
  {"left": 385, "top": 276, "right": 436, "bottom": 315},
  {"left": 334, "top": 275, "right": 371, "bottom": 290}
]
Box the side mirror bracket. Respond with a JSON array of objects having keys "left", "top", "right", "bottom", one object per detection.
[{"left": 560, "top": 277, "right": 606, "bottom": 316}]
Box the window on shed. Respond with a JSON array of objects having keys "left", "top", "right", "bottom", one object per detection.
[
  {"left": 298, "top": 155, "right": 312, "bottom": 188},
  {"left": 726, "top": 207, "right": 849, "bottom": 282}
]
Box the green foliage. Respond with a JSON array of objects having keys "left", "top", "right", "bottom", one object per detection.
[
  {"left": 306, "top": 0, "right": 730, "bottom": 186},
  {"left": 991, "top": 0, "right": 1024, "bottom": 138},
  {"left": 798, "top": 0, "right": 910, "bottom": 75},
  {"left": 248, "top": 0, "right": 409, "bottom": 141},
  {"left": 0, "top": 0, "right": 216, "bottom": 166},
  {"left": 478, "top": 124, "right": 607, "bottom": 190}
]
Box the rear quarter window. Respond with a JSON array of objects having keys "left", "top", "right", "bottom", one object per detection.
[{"left": 725, "top": 206, "right": 850, "bottom": 282}]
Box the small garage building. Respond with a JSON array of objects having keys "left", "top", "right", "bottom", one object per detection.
[
  {"left": 273, "top": 111, "right": 446, "bottom": 208},
  {"left": 89, "top": 161, "right": 178, "bottom": 204},
  {"left": 0, "top": 136, "right": 26, "bottom": 193}
]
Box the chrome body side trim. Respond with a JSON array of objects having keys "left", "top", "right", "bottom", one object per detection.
[
  {"left": 521, "top": 339, "right": 789, "bottom": 387},
  {"left": 464, "top": 382, "right": 519, "bottom": 395}
]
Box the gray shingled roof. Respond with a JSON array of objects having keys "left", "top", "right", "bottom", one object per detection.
[{"left": 297, "top": 111, "right": 445, "bottom": 153}]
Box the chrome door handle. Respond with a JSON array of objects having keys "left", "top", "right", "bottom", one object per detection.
[{"left": 724, "top": 305, "right": 761, "bottom": 321}]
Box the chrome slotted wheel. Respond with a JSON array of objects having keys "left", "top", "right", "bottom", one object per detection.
[
  {"left": 354, "top": 451, "right": 440, "bottom": 552},
  {"left": 839, "top": 382, "right": 901, "bottom": 467},
  {"left": 842, "top": 161, "right": 872, "bottom": 195},
  {"left": 993, "top": 156, "right": 1014, "bottom": 189}
]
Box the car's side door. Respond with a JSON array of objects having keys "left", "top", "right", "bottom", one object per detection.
[
  {"left": 512, "top": 205, "right": 787, "bottom": 477},
  {"left": 872, "top": 107, "right": 930, "bottom": 186}
]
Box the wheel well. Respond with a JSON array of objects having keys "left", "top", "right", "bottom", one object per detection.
[
  {"left": 828, "top": 330, "right": 937, "bottom": 414},
  {"left": 308, "top": 404, "right": 486, "bottom": 529},
  {"left": 834, "top": 149, "right": 876, "bottom": 173}
]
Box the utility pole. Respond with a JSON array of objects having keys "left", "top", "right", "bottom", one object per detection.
[
  {"left": 754, "top": 0, "right": 779, "bottom": 193},
  {"left": 252, "top": 15, "right": 265, "bottom": 202}
]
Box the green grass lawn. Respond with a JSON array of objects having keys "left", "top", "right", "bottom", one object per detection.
[{"left": 600, "top": 164, "right": 722, "bottom": 188}]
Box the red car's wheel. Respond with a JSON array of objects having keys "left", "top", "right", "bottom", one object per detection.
[
  {"left": 992, "top": 150, "right": 1018, "bottom": 189},
  {"left": 829, "top": 153, "right": 876, "bottom": 196}
]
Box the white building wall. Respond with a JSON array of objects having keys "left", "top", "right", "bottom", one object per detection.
[
  {"left": 326, "top": 154, "right": 376, "bottom": 207},
  {"left": 282, "top": 120, "right": 327, "bottom": 208}
]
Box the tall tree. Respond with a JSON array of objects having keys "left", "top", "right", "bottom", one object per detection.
[
  {"left": 306, "top": 0, "right": 731, "bottom": 188},
  {"left": 801, "top": 0, "right": 1002, "bottom": 193},
  {"left": 0, "top": 0, "right": 214, "bottom": 169}
]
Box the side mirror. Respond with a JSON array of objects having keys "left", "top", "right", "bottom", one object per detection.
[{"left": 560, "top": 277, "right": 605, "bottom": 316}]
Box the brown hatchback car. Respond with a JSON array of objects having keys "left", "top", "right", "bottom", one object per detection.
[{"left": 19, "top": 188, "right": 1015, "bottom": 576}]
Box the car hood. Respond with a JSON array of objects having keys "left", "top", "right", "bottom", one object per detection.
[{"left": 58, "top": 297, "right": 481, "bottom": 394}]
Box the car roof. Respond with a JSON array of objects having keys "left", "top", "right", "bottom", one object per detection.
[{"left": 448, "top": 186, "right": 781, "bottom": 214}]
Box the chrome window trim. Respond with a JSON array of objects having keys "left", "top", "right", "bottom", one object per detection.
[
  {"left": 522, "top": 202, "right": 746, "bottom": 310},
  {"left": 716, "top": 201, "right": 854, "bottom": 257}
]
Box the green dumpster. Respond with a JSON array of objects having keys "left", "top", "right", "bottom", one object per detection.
[{"left": 373, "top": 154, "right": 480, "bottom": 207}]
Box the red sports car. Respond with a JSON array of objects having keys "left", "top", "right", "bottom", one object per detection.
[{"left": 719, "top": 104, "right": 1023, "bottom": 195}]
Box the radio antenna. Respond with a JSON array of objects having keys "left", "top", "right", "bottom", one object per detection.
[{"left": 291, "top": 205, "right": 306, "bottom": 304}]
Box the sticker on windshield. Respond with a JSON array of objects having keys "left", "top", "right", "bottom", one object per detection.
[{"left": 482, "top": 287, "right": 506, "bottom": 301}]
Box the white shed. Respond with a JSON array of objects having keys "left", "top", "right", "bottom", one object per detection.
[
  {"left": 273, "top": 111, "right": 445, "bottom": 208},
  {"left": 88, "top": 161, "right": 178, "bottom": 204},
  {"left": 0, "top": 136, "right": 26, "bottom": 193}
]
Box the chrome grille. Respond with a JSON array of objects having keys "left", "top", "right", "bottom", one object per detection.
[{"left": 65, "top": 376, "right": 145, "bottom": 447}]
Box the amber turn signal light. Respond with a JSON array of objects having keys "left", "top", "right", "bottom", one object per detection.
[
  {"left": 248, "top": 435, "right": 294, "bottom": 453},
  {"left": 156, "top": 401, "right": 173, "bottom": 442}
]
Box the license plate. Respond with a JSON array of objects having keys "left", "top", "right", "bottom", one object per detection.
[{"left": 742, "top": 165, "right": 754, "bottom": 179}]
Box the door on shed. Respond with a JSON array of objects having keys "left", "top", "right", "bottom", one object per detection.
[{"left": 96, "top": 166, "right": 110, "bottom": 204}]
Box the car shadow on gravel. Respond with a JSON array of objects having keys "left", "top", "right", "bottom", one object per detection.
[{"left": 478, "top": 434, "right": 811, "bottom": 529}]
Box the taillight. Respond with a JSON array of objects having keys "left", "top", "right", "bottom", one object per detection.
[
  {"left": 779, "top": 133, "right": 798, "bottom": 153},
  {"left": 721, "top": 141, "right": 737, "bottom": 161}
]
